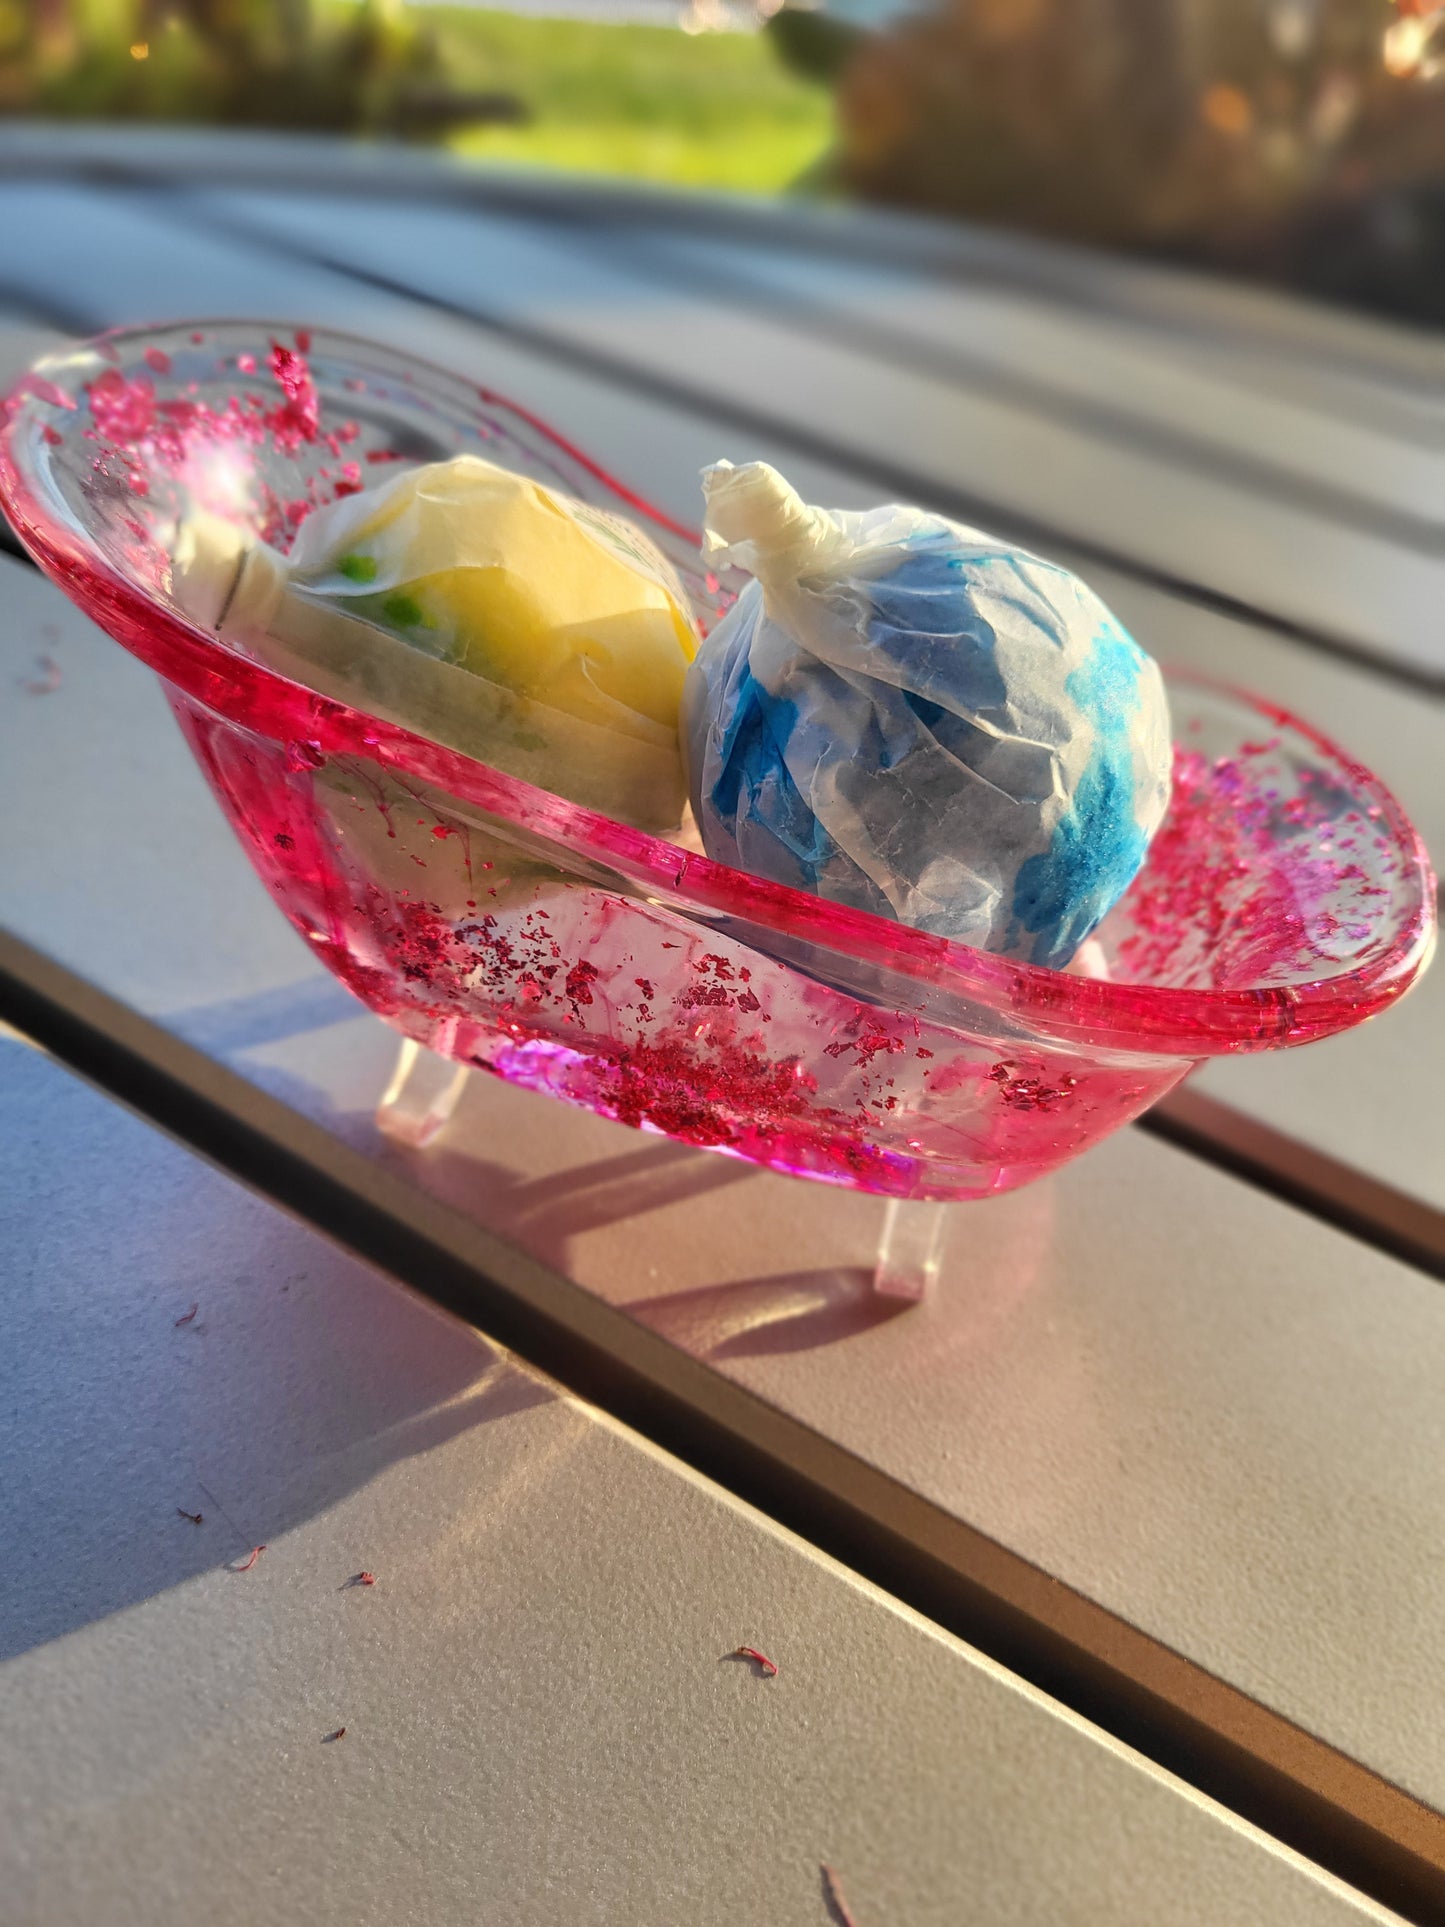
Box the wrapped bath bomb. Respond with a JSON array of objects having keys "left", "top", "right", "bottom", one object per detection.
[
  {"left": 683, "top": 462, "right": 1171, "bottom": 969},
  {"left": 172, "top": 455, "right": 698, "bottom": 832}
]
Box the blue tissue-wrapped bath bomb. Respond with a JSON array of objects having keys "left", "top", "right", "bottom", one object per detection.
[{"left": 683, "top": 463, "right": 1171, "bottom": 970}]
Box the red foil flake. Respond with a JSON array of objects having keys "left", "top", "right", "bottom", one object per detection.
[
  {"left": 564, "top": 958, "right": 600, "bottom": 1008},
  {"left": 267, "top": 339, "right": 320, "bottom": 450},
  {"left": 733, "top": 1645, "right": 778, "bottom": 1677},
  {"left": 987, "top": 1062, "right": 1079, "bottom": 1112},
  {"left": 88, "top": 369, "right": 156, "bottom": 442},
  {"left": 19, "top": 654, "right": 62, "bottom": 695},
  {"left": 821, "top": 1865, "right": 860, "bottom": 1927},
  {"left": 17, "top": 372, "right": 75, "bottom": 410}
]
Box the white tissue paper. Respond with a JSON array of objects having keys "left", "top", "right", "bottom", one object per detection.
[
  {"left": 171, "top": 455, "right": 698, "bottom": 834},
  {"left": 682, "top": 462, "right": 1171, "bottom": 970}
]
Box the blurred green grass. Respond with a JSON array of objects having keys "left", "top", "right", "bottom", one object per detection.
[
  {"left": 415, "top": 5, "right": 833, "bottom": 192},
  {"left": 3, "top": 1, "right": 833, "bottom": 196}
]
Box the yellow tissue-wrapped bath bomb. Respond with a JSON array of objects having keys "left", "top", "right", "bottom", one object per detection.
[{"left": 173, "top": 455, "right": 698, "bottom": 833}]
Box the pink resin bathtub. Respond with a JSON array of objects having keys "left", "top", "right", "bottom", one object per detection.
[{"left": 2, "top": 322, "right": 1433, "bottom": 1204}]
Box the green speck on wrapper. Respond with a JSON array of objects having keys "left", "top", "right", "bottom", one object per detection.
[
  {"left": 383, "top": 592, "right": 427, "bottom": 630},
  {"left": 338, "top": 553, "right": 378, "bottom": 584}
]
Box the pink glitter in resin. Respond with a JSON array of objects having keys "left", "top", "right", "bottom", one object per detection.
[
  {"left": 13, "top": 372, "right": 75, "bottom": 411},
  {"left": 88, "top": 369, "right": 157, "bottom": 443},
  {"left": 0, "top": 321, "right": 1433, "bottom": 1202},
  {"left": 267, "top": 339, "right": 320, "bottom": 451}
]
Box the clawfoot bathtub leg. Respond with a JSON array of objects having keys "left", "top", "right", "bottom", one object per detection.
[
  {"left": 376, "top": 1037, "right": 471, "bottom": 1149},
  {"left": 873, "top": 1197, "right": 949, "bottom": 1301}
]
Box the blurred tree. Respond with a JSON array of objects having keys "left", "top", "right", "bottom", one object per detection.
[
  {"left": 767, "top": 5, "right": 866, "bottom": 84},
  {"left": 32, "top": 0, "right": 77, "bottom": 63},
  {"left": 1, "top": 0, "right": 514, "bottom": 136},
  {"left": 829, "top": 0, "right": 1445, "bottom": 321}
]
